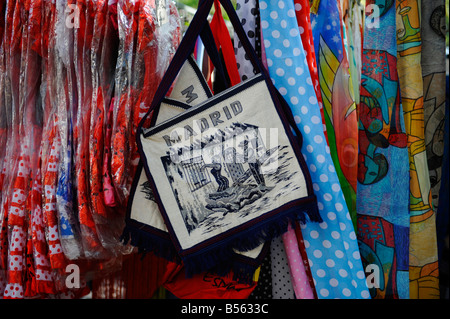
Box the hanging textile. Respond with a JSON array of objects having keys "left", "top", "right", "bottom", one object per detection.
[
  {"left": 54, "top": 0, "right": 84, "bottom": 261},
  {"left": 395, "top": 0, "right": 440, "bottom": 299},
  {"left": 234, "top": 0, "right": 262, "bottom": 80},
  {"left": 356, "top": 0, "right": 410, "bottom": 299},
  {"left": 310, "top": 0, "right": 358, "bottom": 227},
  {"left": 260, "top": 0, "right": 370, "bottom": 299},
  {"left": 210, "top": 0, "right": 241, "bottom": 86},
  {"left": 342, "top": 0, "right": 364, "bottom": 111},
  {"left": 249, "top": 251, "right": 273, "bottom": 299},
  {"left": 281, "top": 222, "right": 316, "bottom": 298},
  {"left": 0, "top": 0, "right": 447, "bottom": 300},
  {"left": 436, "top": 90, "right": 449, "bottom": 298},
  {"left": 270, "top": 236, "right": 295, "bottom": 299},
  {"left": 294, "top": 0, "right": 328, "bottom": 142},
  {"left": 163, "top": 259, "right": 259, "bottom": 299},
  {"left": 73, "top": 0, "right": 109, "bottom": 258},
  {"left": 258, "top": 12, "right": 317, "bottom": 299},
  {"left": 421, "top": 0, "right": 447, "bottom": 299}
]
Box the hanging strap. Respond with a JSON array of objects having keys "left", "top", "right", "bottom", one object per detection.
[
  {"left": 138, "top": 0, "right": 266, "bottom": 132},
  {"left": 210, "top": 0, "right": 241, "bottom": 86},
  {"left": 198, "top": 20, "right": 229, "bottom": 89}
]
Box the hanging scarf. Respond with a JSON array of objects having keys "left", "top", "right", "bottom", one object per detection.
[
  {"left": 436, "top": 86, "right": 449, "bottom": 299},
  {"left": 421, "top": 1, "right": 446, "bottom": 288},
  {"left": 281, "top": 222, "right": 316, "bottom": 298},
  {"left": 54, "top": 0, "right": 84, "bottom": 261},
  {"left": 3, "top": 0, "right": 30, "bottom": 298},
  {"left": 342, "top": 0, "right": 364, "bottom": 110},
  {"left": 395, "top": 0, "right": 440, "bottom": 299},
  {"left": 356, "top": 0, "right": 410, "bottom": 299},
  {"left": 110, "top": 0, "right": 139, "bottom": 205},
  {"left": 234, "top": 0, "right": 261, "bottom": 81},
  {"left": 73, "top": 0, "right": 108, "bottom": 258},
  {"left": 0, "top": 0, "right": 8, "bottom": 295},
  {"left": 294, "top": 0, "right": 328, "bottom": 142},
  {"left": 422, "top": 0, "right": 447, "bottom": 298},
  {"left": 249, "top": 250, "right": 272, "bottom": 299},
  {"left": 89, "top": 0, "right": 112, "bottom": 245},
  {"left": 260, "top": 0, "right": 370, "bottom": 299},
  {"left": 210, "top": 0, "right": 241, "bottom": 86},
  {"left": 310, "top": 0, "right": 358, "bottom": 227},
  {"left": 270, "top": 236, "right": 295, "bottom": 299}
]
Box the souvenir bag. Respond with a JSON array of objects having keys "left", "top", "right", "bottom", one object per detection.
[
  {"left": 123, "top": 21, "right": 272, "bottom": 285},
  {"left": 122, "top": 0, "right": 321, "bottom": 280}
]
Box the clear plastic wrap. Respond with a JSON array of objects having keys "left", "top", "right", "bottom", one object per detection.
[
  {"left": 0, "top": 0, "right": 183, "bottom": 298},
  {"left": 0, "top": 0, "right": 16, "bottom": 295},
  {"left": 89, "top": 0, "right": 131, "bottom": 256},
  {"left": 111, "top": 0, "right": 181, "bottom": 205},
  {"left": 73, "top": 0, "right": 109, "bottom": 259},
  {"left": 110, "top": 0, "right": 139, "bottom": 205},
  {"left": 54, "top": 0, "right": 84, "bottom": 261},
  {"left": 1, "top": 0, "right": 29, "bottom": 298}
]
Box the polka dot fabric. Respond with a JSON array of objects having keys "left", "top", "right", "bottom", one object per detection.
[
  {"left": 270, "top": 236, "right": 295, "bottom": 299},
  {"left": 282, "top": 222, "right": 315, "bottom": 298},
  {"left": 259, "top": 0, "right": 370, "bottom": 299},
  {"left": 249, "top": 250, "right": 273, "bottom": 299},
  {"left": 234, "top": 0, "right": 262, "bottom": 81}
]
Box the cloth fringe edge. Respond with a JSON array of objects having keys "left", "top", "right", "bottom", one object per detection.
[{"left": 120, "top": 199, "right": 321, "bottom": 280}]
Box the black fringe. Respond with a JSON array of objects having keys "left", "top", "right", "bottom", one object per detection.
[
  {"left": 121, "top": 199, "right": 321, "bottom": 281},
  {"left": 120, "top": 225, "right": 181, "bottom": 264}
]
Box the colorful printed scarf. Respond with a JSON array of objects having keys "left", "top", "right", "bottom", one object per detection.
[
  {"left": 420, "top": 0, "right": 446, "bottom": 298},
  {"left": 421, "top": 0, "right": 446, "bottom": 214},
  {"left": 356, "top": 0, "right": 410, "bottom": 299},
  {"left": 234, "top": 0, "right": 262, "bottom": 80},
  {"left": 395, "top": 0, "right": 440, "bottom": 299}
]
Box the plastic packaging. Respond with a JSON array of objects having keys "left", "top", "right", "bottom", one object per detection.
[
  {"left": 111, "top": 0, "right": 181, "bottom": 205},
  {"left": 73, "top": 0, "right": 109, "bottom": 259},
  {"left": 0, "top": 0, "right": 183, "bottom": 298}
]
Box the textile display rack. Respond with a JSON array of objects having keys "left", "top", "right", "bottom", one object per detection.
[{"left": 0, "top": 0, "right": 448, "bottom": 300}]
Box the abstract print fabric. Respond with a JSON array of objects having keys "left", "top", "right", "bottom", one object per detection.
[
  {"left": 395, "top": 0, "right": 440, "bottom": 299},
  {"left": 421, "top": 0, "right": 447, "bottom": 298}
]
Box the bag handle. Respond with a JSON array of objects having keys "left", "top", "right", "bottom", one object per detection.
[
  {"left": 210, "top": 0, "right": 241, "bottom": 86},
  {"left": 198, "top": 20, "right": 229, "bottom": 90},
  {"left": 139, "top": 0, "right": 265, "bottom": 132}
]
